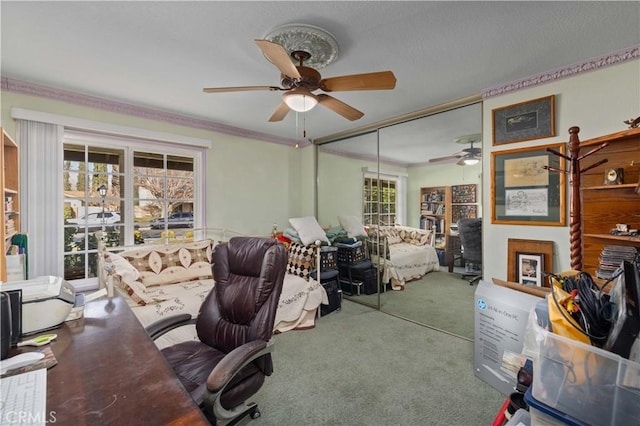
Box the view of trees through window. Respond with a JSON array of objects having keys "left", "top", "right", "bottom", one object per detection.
[
  {"left": 363, "top": 176, "right": 397, "bottom": 226},
  {"left": 63, "top": 144, "right": 195, "bottom": 282}
]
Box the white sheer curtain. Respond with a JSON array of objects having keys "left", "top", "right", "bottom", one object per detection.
[{"left": 16, "top": 120, "right": 64, "bottom": 279}]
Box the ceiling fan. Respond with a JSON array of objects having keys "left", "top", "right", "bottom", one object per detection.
[
  {"left": 203, "top": 38, "right": 396, "bottom": 122},
  {"left": 429, "top": 133, "right": 482, "bottom": 166}
]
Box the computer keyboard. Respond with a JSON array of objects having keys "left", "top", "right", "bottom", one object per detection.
[{"left": 0, "top": 369, "right": 47, "bottom": 426}]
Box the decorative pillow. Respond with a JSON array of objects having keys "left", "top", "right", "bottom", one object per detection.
[
  {"left": 288, "top": 216, "right": 329, "bottom": 246},
  {"left": 338, "top": 215, "right": 367, "bottom": 238},
  {"left": 120, "top": 239, "right": 214, "bottom": 287},
  {"left": 119, "top": 279, "right": 154, "bottom": 306},
  {"left": 385, "top": 227, "right": 402, "bottom": 245},
  {"left": 286, "top": 242, "right": 316, "bottom": 281}
]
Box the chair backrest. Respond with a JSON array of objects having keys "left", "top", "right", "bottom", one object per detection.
[
  {"left": 457, "top": 218, "right": 482, "bottom": 264},
  {"left": 196, "top": 237, "right": 287, "bottom": 356}
]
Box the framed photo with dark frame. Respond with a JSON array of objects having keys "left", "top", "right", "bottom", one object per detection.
[
  {"left": 492, "top": 95, "right": 555, "bottom": 145},
  {"left": 516, "top": 252, "right": 544, "bottom": 286},
  {"left": 491, "top": 143, "right": 566, "bottom": 226}
]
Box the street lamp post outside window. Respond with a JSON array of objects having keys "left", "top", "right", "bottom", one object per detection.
[{"left": 98, "top": 184, "right": 107, "bottom": 231}]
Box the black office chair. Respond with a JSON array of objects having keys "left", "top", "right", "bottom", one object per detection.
[
  {"left": 146, "top": 237, "right": 287, "bottom": 425},
  {"left": 457, "top": 218, "right": 482, "bottom": 285}
]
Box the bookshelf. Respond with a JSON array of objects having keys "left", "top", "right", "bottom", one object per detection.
[
  {"left": 419, "top": 184, "right": 479, "bottom": 249},
  {"left": 1, "top": 128, "right": 20, "bottom": 281},
  {"left": 419, "top": 186, "right": 448, "bottom": 248}
]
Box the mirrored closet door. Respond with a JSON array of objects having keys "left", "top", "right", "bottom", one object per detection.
[{"left": 316, "top": 101, "right": 482, "bottom": 339}]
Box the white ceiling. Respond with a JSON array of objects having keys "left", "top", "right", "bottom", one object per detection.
[{"left": 2, "top": 1, "right": 639, "bottom": 163}]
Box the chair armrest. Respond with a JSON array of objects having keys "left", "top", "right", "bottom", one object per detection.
[
  {"left": 202, "top": 339, "right": 274, "bottom": 422},
  {"left": 145, "top": 314, "right": 195, "bottom": 340},
  {"left": 206, "top": 340, "right": 272, "bottom": 392}
]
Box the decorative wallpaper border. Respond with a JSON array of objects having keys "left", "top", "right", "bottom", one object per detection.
[{"left": 482, "top": 45, "right": 639, "bottom": 99}]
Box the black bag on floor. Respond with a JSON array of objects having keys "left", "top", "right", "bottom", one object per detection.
[
  {"left": 361, "top": 267, "right": 378, "bottom": 295},
  {"left": 320, "top": 278, "right": 342, "bottom": 316}
]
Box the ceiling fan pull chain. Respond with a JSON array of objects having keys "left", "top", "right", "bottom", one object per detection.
[
  {"left": 303, "top": 111, "right": 307, "bottom": 139},
  {"left": 294, "top": 111, "right": 300, "bottom": 148}
]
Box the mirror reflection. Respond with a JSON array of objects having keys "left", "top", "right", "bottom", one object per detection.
[{"left": 316, "top": 102, "right": 482, "bottom": 339}]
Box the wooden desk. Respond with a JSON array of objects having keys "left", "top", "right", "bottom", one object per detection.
[{"left": 22, "top": 296, "right": 208, "bottom": 425}]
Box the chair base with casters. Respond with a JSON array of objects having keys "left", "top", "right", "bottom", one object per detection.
[
  {"left": 461, "top": 271, "right": 482, "bottom": 285},
  {"left": 459, "top": 259, "right": 482, "bottom": 285}
]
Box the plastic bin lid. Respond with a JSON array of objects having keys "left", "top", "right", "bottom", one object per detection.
[{"left": 524, "top": 388, "right": 585, "bottom": 426}]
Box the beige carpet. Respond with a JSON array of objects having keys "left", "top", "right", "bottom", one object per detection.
[
  {"left": 255, "top": 299, "right": 503, "bottom": 425},
  {"left": 350, "top": 270, "right": 477, "bottom": 340}
]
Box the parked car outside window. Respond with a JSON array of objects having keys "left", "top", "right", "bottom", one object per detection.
[
  {"left": 149, "top": 212, "right": 194, "bottom": 229},
  {"left": 68, "top": 212, "right": 121, "bottom": 229}
]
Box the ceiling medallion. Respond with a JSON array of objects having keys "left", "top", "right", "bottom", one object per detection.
[{"left": 264, "top": 24, "right": 339, "bottom": 69}]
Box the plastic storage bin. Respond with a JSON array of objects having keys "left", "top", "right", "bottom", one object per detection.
[
  {"left": 524, "top": 388, "right": 583, "bottom": 426},
  {"left": 529, "top": 318, "right": 640, "bottom": 425}
]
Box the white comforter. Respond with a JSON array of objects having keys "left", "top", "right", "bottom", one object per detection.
[
  {"left": 117, "top": 274, "right": 327, "bottom": 349},
  {"left": 376, "top": 243, "right": 440, "bottom": 290}
]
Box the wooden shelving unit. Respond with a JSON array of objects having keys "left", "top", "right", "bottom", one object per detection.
[
  {"left": 1, "top": 128, "right": 20, "bottom": 281},
  {"left": 419, "top": 184, "right": 478, "bottom": 249},
  {"left": 419, "top": 186, "right": 448, "bottom": 248},
  {"left": 577, "top": 127, "right": 639, "bottom": 278}
]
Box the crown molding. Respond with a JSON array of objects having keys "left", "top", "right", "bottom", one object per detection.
[
  {"left": 0, "top": 77, "right": 305, "bottom": 147},
  {"left": 482, "top": 45, "right": 639, "bottom": 99}
]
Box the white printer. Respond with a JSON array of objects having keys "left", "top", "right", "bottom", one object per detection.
[{"left": 1, "top": 276, "right": 76, "bottom": 335}]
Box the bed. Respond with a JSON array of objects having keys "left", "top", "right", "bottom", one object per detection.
[
  {"left": 367, "top": 225, "right": 440, "bottom": 290},
  {"left": 97, "top": 230, "right": 328, "bottom": 349}
]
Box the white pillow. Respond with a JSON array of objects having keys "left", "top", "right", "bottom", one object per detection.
[
  {"left": 338, "top": 215, "right": 367, "bottom": 238},
  {"left": 288, "top": 216, "right": 329, "bottom": 246}
]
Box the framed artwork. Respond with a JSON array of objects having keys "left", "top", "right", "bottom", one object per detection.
[
  {"left": 516, "top": 252, "right": 544, "bottom": 286},
  {"left": 507, "top": 238, "right": 553, "bottom": 287},
  {"left": 451, "top": 184, "right": 477, "bottom": 203},
  {"left": 452, "top": 204, "right": 478, "bottom": 223},
  {"left": 492, "top": 95, "right": 555, "bottom": 145},
  {"left": 491, "top": 143, "right": 566, "bottom": 226}
]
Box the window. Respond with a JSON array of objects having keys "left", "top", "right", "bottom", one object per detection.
[
  {"left": 62, "top": 133, "right": 201, "bottom": 284},
  {"left": 363, "top": 176, "right": 397, "bottom": 226},
  {"left": 134, "top": 151, "right": 195, "bottom": 232}
]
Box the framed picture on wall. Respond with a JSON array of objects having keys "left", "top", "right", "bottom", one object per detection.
[
  {"left": 491, "top": 143, "right": 566, "bottom": 226},
  {"left": 492, "top": 95, "right": 556, "bottom": 145}
]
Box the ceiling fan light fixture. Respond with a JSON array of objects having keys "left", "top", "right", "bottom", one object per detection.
[
  {"left": 283, "top": 88, "right": 318, "bottom": 112},
  {"left": 463, "top": 157, "right": 480, "bottom": 165}
]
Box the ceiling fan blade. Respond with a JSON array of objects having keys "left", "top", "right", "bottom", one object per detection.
[
  {"left": 429, "top": 154, "right": 462, "bottom": 163},
  {"left": 320, "top": 71, "right": 397, "bottom": 92},
  {"left": 268, "top": 102, "right": 290, "bottom": 122},
  {"left": 317, "top": 94, "right": 364, "bottom": 121},
  {"left": 254, "top": 39, "right": 301, "bottom": 79},
  {"left": 203, "top": 86, "right": 283, "bottom": 93}
]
